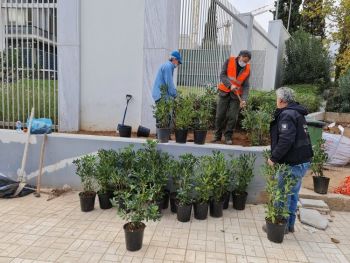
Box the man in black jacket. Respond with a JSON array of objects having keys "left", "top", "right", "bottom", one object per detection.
[{"left": 266, "top": 87, "right": 313, "bottom": 233}]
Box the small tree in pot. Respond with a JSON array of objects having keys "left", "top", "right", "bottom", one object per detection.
[
  {"left": 174, "top": 94, "right": 195, "bottom": 143},
  {"left": 138, "top": 140, "right": 171, "bottom": 212},
  {"left": 153, "top": 85, "right": 174, "bottom": 143},
  {"left": 95, "top": 149, "right": 118, "bottom": 209},
  {"left": 262, "top": 151, "right": 295, "bottom": 243},
  {"left": 173, "top": 154, "right": 196, "bottom": 222},
  {"left": 111, "top": 145, "right": 136, "bottom": 210},
  {"left": 73, "top": 154, "right": 98, "bottom": 212},
  {"left": 193, "top": 94, "right": 214, "bottom": 144},
  {"left": 194, "top": 156, "right": 213, "bottom": 220},
  {"left": 117, "top": 169, "right": 161, "bottom": 251},
  {"left": 311, "top": 139, "right": 329, "bottom": 194},
  {"left": 229, "top": 153, "right": 256, "bottom": 210},
  {"left": 209, "top": 151, "right": 230, "bottom": 218}
]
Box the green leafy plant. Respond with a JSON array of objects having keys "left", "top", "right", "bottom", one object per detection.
[
  {"left": 110, "top": 145, "right": 136, "bottom": 196},
  {"left": 95, "top": 149, "right": 118, "bottom": 194},
  {"left": 117, "top": 170, "right": 161, "bottom": 231},
  {"left": 195, "top": 156, "right": 214, "bottom": 203},
  {"left": 208, "top": 151, "right": 230, "bottom": 202},
  {"left": 283, "top": 30, "right": 331, "bottom": 86},
  {"left": 241, "top": 104, "right": 274, "bottom": 146},
  {"left": 193, "top": 94, "right": 214, "bottom": 130},
  {"left": 136, "top": 140, "right": 171, "bottom": 201},
  {"left": 229, "top": 154, "right": 256, "bottom": 194},
  {"left": 73, "top": 154, "right": 97, "bottom": 193},
  {"left": 262, "top": 150, "right": 296, "bottom": 224},
  {"left": 326, "top": 69, "right": 350, "bottom": 113},
  {"left": 311, "top": 139, "right": 328, "bottom": 177},
  {"left": 174, "top": 94, "right": 196, "bottom": 129},
  {"left": 152, "top": 85, "right": 174, "bottom": 128},
  {"left": 172, "top": 154, "right": 197, "bottom": 205}
]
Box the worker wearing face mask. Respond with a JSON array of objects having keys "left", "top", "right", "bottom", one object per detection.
[{"left": 212, "top": 50, "right": 252, "bottom": 145}]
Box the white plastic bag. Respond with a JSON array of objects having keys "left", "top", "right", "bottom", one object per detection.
[{"left": 322, "top": 126, "right": 350, "bottom": 166}]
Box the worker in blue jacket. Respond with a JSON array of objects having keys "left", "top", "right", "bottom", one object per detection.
[{"left": 152, "top": 50, "right": 182, "bottom": 102}]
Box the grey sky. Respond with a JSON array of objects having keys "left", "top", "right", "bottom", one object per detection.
[{"left": 229, "top": 0, "right": 275, "bottom": 31}]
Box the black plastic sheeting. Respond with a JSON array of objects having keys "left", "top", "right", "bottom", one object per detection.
[{"left": 0, "top": 174, "right": 35, "bottom": 198}]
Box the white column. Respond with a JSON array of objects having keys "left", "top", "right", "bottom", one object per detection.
[
  {"left": 141, "top": 0, "right": 181, "bottom": 133},
  {"left": 230, "top": 13, "right": 253, "bottom": 56},
  {"left": 262, "top": 20, "right": 290, "bottom": 91},
  {"left": 57, "top": 0, "right": 80, "bottom": 132}
]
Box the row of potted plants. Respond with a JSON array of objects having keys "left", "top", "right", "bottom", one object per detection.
[
  {"left": 73, "top": 141, "right": 257, "bottom": 251},
  {"left": 153, "top": 88, "right": 214, "bottom": 144}
]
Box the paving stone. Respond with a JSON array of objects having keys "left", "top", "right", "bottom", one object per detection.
[
  {"left": 300, "top": 208, "right": 328, "bottom": 230},
  {"left": 299, "top": 198, "right": 330, "bottom": 209}
]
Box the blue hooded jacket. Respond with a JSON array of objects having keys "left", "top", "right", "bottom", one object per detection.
[{"left": 152, "top": 61, "right": 177, "bottom": 102}]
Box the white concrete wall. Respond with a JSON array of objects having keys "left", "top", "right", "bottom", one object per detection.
[
  {"left": 262, "top": 20, "right": 290, "bottom": 91},
  {"left": 141, "top": 0, "right": 181, "bottom": 133},
  {"left": 80, "top": 0, "right": 145, "bottom": 131}
]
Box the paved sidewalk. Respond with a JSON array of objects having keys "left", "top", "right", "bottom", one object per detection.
[{"left": 0, "top": 192, "right": 349, "bottom": 263}]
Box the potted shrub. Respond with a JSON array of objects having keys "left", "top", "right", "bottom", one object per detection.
[
  {"left": 194, "top": 156, "right": 213, "bottom": 219},
  {"left": 137, "top": 140, "right": 171, "bottom": 212},
  {"left": 229, "top": 153, "right": 256, "bottom": 210},
  {"left": 117, "top": 170, "right": 161, "bottom": 251},
  {"left": 262, "top": 151, "right": 295, "bottom": 243},
  {"left": 111, "top": 145, "right": 136, "bottom": 210},
  {"left": 95, "top": 149, "right": 118, "bottom": 209},
  {"left": 173, "top": 154, "right": 196, "bottom": 222},
  {"left": 241, "top": 104, "right": 273, "bottom": 146},
  {"left": 73, "top": 154, "right": 98, "bottom": 212},
  {"left": 193, "top": 94, "right": 213, "bottom": 144},
  {"left": 209, "top": 151, "right": 230, "bottom": 218},
  {"left": 174, "top": 95, "right": 195, "bottom": 143},
  {"left": 153, "top": 86, "right": 174, "bottom": 143},
  {"left": 311, "top": 139, "right": 329, "bottom": 194}
]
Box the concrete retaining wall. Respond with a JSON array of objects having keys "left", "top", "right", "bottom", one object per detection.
[{"left": 0, "top": 130, "right": 268, "bottom": 204}]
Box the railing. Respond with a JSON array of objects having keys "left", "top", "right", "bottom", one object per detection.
[
  {"left": 0, "top": 0, "right": 58, "bottom": 130},
  {"left": 5, "top": 25, "right": 56, "bottom": 41}
]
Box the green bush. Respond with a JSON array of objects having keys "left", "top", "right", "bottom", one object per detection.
[
  {"left": 326, "top": 69, "right": 350, "bottom": 113},
  {"left": 248, "top": 85, "right": 321, "bottom": 114},
  {"left": 283, "top": 30, "right": 331, "bottom": 87}
]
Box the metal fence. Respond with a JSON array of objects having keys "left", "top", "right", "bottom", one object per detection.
[
  {"left": 0, "top": 0, "right": 57, "bottom": 130},
  {"left": 177, "top": 0, "right": 278, "bottom": 94}
]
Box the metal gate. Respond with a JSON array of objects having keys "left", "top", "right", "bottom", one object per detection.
[
  {"left": 0, "top": 0, "right": 57, "bottom": 129},
  {"left": 177, "top": 0, "right": 239, "bottom": 94}
]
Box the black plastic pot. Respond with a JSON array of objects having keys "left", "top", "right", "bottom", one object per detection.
[
  {"left": 157, "top": 128, "right": 171, "bottom": 143},
  {"left": 210, "top": 199, "right": 224, "bottom": 218},
  {"left": 194, "top": 130, "right": 207, "bottom": 145},
  {"left": 98, "top": 192, "right": 113, "bottom": 210},
  {"left": 177, "top": 203, "right": 192, "bottom": 222},
  {"left": 79, "top": 191, "right": 96, "bottom": 212},
  {"left": 223, "top": 191, "right": 231, "bottom": 210},
  {"left": 162, "top": 190, "right": 170, "bottom": 209},
  {"left": 137, "top": 125, "right": 150, "bottom": 137},
  {"left": 313, "top": 176, "right": 330, "bottom": 194},
  {"left": 155, "top": 200, "right": 163, "bottom": 213},
  {"left": 266, "top": 219, "right": 287, "bottom": 243},
  {"left": 118, "top": 125, "right": 132, "bottom": 138},
  {"left": 232, "top": 191, "right": 248, "bottom": 210},
  {"left": 194, "top": 202, "right": 208, "bottom": 220},
  {"left": 118, "top": 197, "right": 127, "bottom": 211},
  {"left": 175, "top": 129, "right": 188, "bottom": 144},
  {"left": 170, "top": 192, "right": 178, "bottom": 213},
  {"left": 124, "top": 222, "right": 146, "bottom": 251}
]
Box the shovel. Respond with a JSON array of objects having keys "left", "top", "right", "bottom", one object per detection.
[{"left": 117, "top": 94, "right": 133, "bottom": 137}]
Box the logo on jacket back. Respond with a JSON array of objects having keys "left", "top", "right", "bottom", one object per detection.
[{"left": 281, "top": 123, "right": 288, "bottom": 131}]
